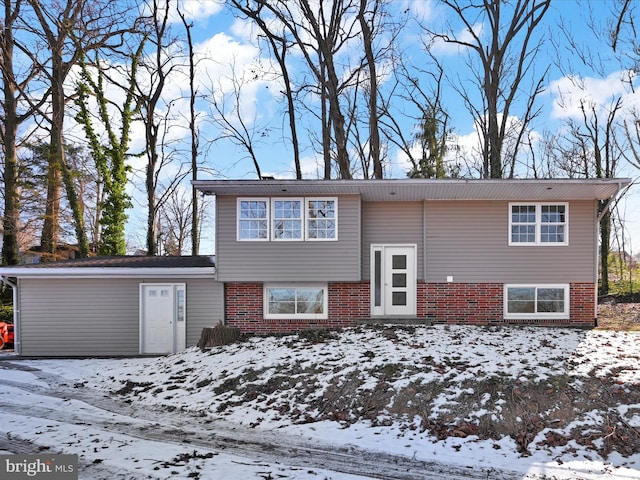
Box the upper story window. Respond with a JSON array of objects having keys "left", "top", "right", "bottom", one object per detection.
[
  {"left": 238, "top": 197, "right": 338, "bottom": 241},
  {"left": 307, "top": 198, "right": 337, "bottom": 240},
  {"left": 272, "top": 198, "right": 303, "bottom": 240},
  {"left": 509, "top": 203, "right": 568, "bottom": 246},
  {"left": 238, "top": 199, "right": 268, "bottom": 240}
]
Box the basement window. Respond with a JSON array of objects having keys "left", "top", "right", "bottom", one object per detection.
[
  {"left": 504, "top": 284, "right": 569, "bottom": 319},
  {"left": 264, "top": 284, "right": 328, "bottom": 319}
]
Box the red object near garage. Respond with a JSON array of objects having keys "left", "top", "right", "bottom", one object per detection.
[{"left": 0, "top": 322, "right": 14, "bottom": 349}]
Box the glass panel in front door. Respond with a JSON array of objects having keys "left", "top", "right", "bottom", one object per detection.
[
  {"left": 390, "top": 254, "right": 408, "bottom": 307},
  {"left": 374, "top": 250, "right": 382, "bottom": 307},
  {"left": 392, "top": 254, "right": 406, "bottom": 269}
]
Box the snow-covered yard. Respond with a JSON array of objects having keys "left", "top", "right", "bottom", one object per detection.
[{"left": 1, "top": 324, "right": 639, "bottom": 479}]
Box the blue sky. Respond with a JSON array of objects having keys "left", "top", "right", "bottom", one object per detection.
[{"left": 108, "top": 0, "right": 640, "bottom": 253}]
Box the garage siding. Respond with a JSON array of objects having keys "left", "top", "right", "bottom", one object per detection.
[
  {"left": 18, "top": 277, "right": 223, "bottom": 357},
  {"left": 184, "top": 278, "right": 224, "bottom": 347}
]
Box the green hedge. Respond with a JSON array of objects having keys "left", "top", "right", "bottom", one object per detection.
[{"left": 0, "top": 305, "right": 13, "bottom": 323}]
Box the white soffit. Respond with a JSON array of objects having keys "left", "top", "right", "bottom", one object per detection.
[{"left": 193, "top": 178, "right": 631, "bottom": 202}]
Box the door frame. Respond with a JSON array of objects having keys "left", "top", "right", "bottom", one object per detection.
[
  {"left": 370, "top": 244, "right": 417, "bottom": 317},
  {"left": 139, "top": 283, "right": 186, "bottom": 354}
]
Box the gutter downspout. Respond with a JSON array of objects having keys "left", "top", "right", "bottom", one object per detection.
[{"left": 1, "top": 275, "right": 19, "bottom": 354}]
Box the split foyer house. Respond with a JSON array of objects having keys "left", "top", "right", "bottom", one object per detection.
[
  {"left": 0, "top": 178, "right": 630, "bottom": 357},
  {"left": 193, "top": 178, "right": 629, "bottom": 333}
]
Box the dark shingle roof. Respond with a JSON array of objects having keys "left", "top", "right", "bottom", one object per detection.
[{"left": 6, "top": 255, "right": 215, "bottom": 269}]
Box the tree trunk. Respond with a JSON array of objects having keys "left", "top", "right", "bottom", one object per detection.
[
  {"left": 60, "top": 157, "right": 90, "bottom": 257},
  {"left": 43, "top": 54, "right": 90, "bottom": 258},
  {"left": 1, "top": 1, "right": 20, "bottom": 265},
  {"left": 321, "top": 62, "right": 332, "bottom": 179},
  {"left": 185, "top": 17, "right": 199, "bottom": 255},
  {"left": 146, "top": 159, "right": 157, "bottom": 256},
  {"left": 41, "top": 142, "right": 61, "bottom": 257},
  {"left": 2, "top": 109, "right": 20, "bottom": 265},
  {"left": 326, "top": 74, "right": 351, "bottom": 179},
  {"left": 277, "top": 43, "right": 302, "bottom": 179},
  {"left": 358, "top": 0, "right": 382, "bottom": 179},
  {"left": 42, "top": 81, "right": 64, "bottom": 257}
]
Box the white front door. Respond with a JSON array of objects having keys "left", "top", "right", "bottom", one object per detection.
[
  {"left": 371, "top": 245, "right": 417, "bottom": 316},
  {"left": 140, "top": 284, "right": 186, "bottom": 354}
]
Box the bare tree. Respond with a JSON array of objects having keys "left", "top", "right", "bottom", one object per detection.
[
  {"left": 157, "top": 187, "right": 191, "bottom": 255},
  {"left": 228, "top": 0, "right": 373, "bottom": 179},
  {"left": 135, "top": 0, "right": 187, "bottom": 256},
  {"left": 429, "top": 0, "right": 551, "bottom": 178},
  {"left": 0, "top": 0, "right": 47, "bottom": 264},
  {"left": 356, "top": 0, "right": 383, "bottom": 178},
  {"left": 26, "top": 0, "right": 88, "bottom": 257},
  {"left": 74, "top": 36, "right": 145, "bottom": 255},
  {"left": 610, "top": 0, "right": 636, "bottom": 62},
  {"left": 177, "top": 5, "right": 200, "bottom": 255},
  {"left": 547, "top": 97, "right": 625, "bottom": 294},
  {"left": 203, "top": 60, "right": 268, "bottom": 179},
  {"left": 227, "top": 0, "right": 303, "bottom": 180},
  {"left": 24, "top": 0, "right": 133, "bottom": 258},
  {"left": 379, "top": 56, "right": 454, "bottom": 179},
  {"left": 156, "top": 186, "right": 212, "bottom": 256}
]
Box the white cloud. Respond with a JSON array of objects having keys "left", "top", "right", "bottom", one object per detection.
[
  {"left": 547, "top": 70, "right": 640, "bottom": 120},
  {"left": 170, "top": 0, "right": 225, "bottom": 24},
  {"left": 194, "top": 32, "right": 274, "bottom": 120},
  {"left": 298, "top": 154, "right": 324, "bottom": 179},
  {"left": 406, "top": 0, "right": 439, "bottom": 23},
  {"left": 229, "top": 16, "right": 259, "bottom": 44}
]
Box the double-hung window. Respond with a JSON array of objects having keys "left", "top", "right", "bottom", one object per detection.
[
  {"left": 306, "top": 198, "right": 337, "bottom": 240},
  {"left": 238, "top": 197, "right": 337, "bottom": 241},
  {"left": 509, "top": 203, "right": 568, "bottom": 245},
  {"left": 238, "top": 199, "right": 269, "bottom": 240},
  {"left": 272, "top": 198, "right": 303, "bottom": 240},
  {"left": 505, "top": 285, "right": 569, "bottom": 319},
  {"left": 264, "top": 284, "right": 328, "bottom": 319}
]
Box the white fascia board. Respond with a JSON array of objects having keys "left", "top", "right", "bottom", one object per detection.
[{"left": 0, "top": 267, "right": 216, "bottom": 279}]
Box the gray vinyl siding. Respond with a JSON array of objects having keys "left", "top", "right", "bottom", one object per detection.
[
  {"left": 216, "top": 195, "right": 361, "bottom": 282},
  {"left": 17, "top": 277, "right": 223, "bottom": 357},
  {"left": 362, "top": 201, "right": 425, "bottom": 280},
  {"left": 424, "top": 200, "right": 597, "bottom": 283},
  {"left": 185, "top": 278, "right": 224, "bottom": 347}
]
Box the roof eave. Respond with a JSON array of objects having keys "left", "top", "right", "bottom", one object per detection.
[
  {"left": 193, "top": 178, "right": 632, "bottom": 202},
  {"left": 0, "top": 267, "right": 216, "bottom": 278}
]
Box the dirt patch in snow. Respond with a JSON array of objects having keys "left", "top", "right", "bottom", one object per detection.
[
  {"left": 106, "top": 323, "right": 640, "bottom": 464},
  {"left": 597, "top": 302, "right": 640, "bottom": 331}
]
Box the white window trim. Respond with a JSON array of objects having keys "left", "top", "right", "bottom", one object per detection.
[
  {"left": 305, "top": 197, "right": 338, "bottom": 241},
  {"left": 504, "top": 284, "right": 570, "bottom": 319},
  {"left": 264, "top": 284, "right": 329, "bottom": 320},
  {"left": 237, "top": 197, "right": 338, "bottom": 242},
  {"left": 271, "top": 197, "right": 304, "bottom": 241},
  {"left": 237, "top": 198, "right": 269, "bottom": 241},
  {"left": 508, "top": 202, "right": 569, "bottom": 246}
]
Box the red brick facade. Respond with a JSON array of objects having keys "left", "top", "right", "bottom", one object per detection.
[
  {"left": 423, "top": 282, "right": 503, "bottom": 325},
  {"left": 569, "top": 282, "right": 597, "bottom": 326},
  {"left": 224, "top": 281, "right": 597, "bottom": 334}
]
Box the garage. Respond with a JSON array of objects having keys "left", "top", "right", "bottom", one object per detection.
[{"left": 0, "top": 256, "right": 223, "bottom": 357}]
